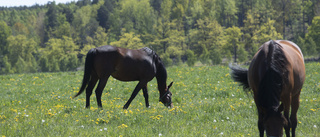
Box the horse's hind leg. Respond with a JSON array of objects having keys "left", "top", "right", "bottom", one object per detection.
[
  {"left": 290, "top": 94, "right": 300, "bottom": 137},
  {"left": 95, "top": 76, "right": 110, "bottom": 108},
  {"left": 123, "top": 81, "right": 146, "bottom": 109},
  {"left": 142, "top": 85, "right": 150, "bottom": 108},
  {"left": 85, "top": 74, "right": 98, "bottom": 108},
  {"left": 258, "top": 110, "right": 265, "bottom": 137},
  {"left": 283, "top": 96, "right": 292, "bottom": 137}
]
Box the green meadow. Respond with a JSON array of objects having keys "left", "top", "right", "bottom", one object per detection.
[{"left": 1, "top": 63, "right": 319, "bottom": 136}]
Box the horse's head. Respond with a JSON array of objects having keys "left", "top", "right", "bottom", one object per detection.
[
  {"left": 264, "top": 104, "right": 288, "bottom": 137},
  {"left": 159, "top": 82, "right": 173, "bottom": 108}
]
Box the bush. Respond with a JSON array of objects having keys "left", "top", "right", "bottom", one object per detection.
[
  {"left": 161, "top": 53, "right": 173, "bottom": 67},
  {"left": 185, "top": 49, "right": 196, "bottom": 66},
  {"left": 210, "top": 49, "right": 222, "bottom": 65}
]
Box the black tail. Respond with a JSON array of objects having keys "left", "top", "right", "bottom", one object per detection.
[
  {"left": 229, "top": 64, "right": 250, "bottom": 91},
  {"left": 257, "top": 40, "right": 288, "bottom": 109},
  {"left": 73, "top": 48, "right": 96, "bottom": 99}
]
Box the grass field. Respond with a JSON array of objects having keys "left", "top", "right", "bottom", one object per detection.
[{"left": 0, "top": 63, "right": 319, "bottom": 136}]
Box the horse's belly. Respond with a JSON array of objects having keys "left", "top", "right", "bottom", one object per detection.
[
  {"left": 111, "top": 66, "right": 155, "bottom": 82},
  {"left": 111, "top": 71, "right": 140, "bottom": 81}
]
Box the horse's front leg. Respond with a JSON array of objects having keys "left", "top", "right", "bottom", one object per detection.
[
  {"left": 142, "top": 85, "right": 150, "bottom": 108},
  {"left": 123, "top": 81, "right": 146, "bottom": 109}
]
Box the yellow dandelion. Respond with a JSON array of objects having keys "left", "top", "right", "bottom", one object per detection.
[{"left": 118, "top": 124, "right": 128, "bottom": 128}]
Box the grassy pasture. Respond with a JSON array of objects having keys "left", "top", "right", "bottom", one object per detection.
[{"left": 0, "top": 63, "right": 319, "bottom": 136}]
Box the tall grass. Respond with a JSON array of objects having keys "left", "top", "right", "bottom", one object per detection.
[{"left": 0, "top": 63, "right": 319, "bottom": 136}]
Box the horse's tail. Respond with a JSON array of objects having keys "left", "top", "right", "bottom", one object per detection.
[
  {"left": 266, "top": 40, "right": 287, "bottom": 72},
  {"left": 73, "top": 48, "right": 96, "bottom": 99},
  {"left": 229, "top": 64, "right": 250, "bottom": 91},
  {"left": 257, "top": 40, "right": 288, "bottom": 109}
]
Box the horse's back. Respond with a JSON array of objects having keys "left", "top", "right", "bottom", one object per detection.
[
  {"left": 248, "top": 40, "right": 305, "bottom": 96},
  {"left": 92, "top": 46, "right": 156, "bottom": 81},
  {"left": 277, "top": 40, "right": 306, "bottom": 93}
]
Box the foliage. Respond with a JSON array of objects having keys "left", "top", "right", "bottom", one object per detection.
[
  {"left": 185, "top": 49, "right": 196, "bottom": 66},
  {"left": 0, "top": 0, "right": 319, "bottom": 74},
  {"left": 40, "top": 36, "right": 79, "bottom": 72},
  {"left": 0, "top": 63, "right": 319, "bottom": 136},
  {"left": 306, "top": 16, "right": 320, "bottom": 52}
]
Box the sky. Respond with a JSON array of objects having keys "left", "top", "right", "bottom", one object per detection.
[{"left": 0, "top": 0, "right": 75, "bottom": 7}]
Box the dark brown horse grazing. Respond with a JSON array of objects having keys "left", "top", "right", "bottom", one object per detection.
[
  {"left": 73, "top": 45, "right": 173, "bottom": 109},
  {"left": 230, "top": 40, "right": 305, "bottom": 137}
]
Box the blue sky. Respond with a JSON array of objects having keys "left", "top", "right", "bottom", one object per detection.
[{"left": 0, "top": 0, "right": 75, "bottom": 7}]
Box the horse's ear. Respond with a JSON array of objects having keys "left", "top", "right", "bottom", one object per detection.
[{"left": 168, "top": 81, "right": 173, "bottom": 89}]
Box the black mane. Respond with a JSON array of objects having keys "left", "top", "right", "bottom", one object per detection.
[
  {"left": 155, "top": 54, "right": 168, "bottom": 94},
  {"left": 257, "top": 40, "right": 289, "bottom": 111}
]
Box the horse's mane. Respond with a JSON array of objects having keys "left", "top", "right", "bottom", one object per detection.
[
  {"left": 154, "top": 52, "right": 168, "bottom": 93},
  {"left": 257, "top": 40, "right": 289, "bottom": 111},
  {"left": 141, "top": 47, "right": 168, "bottom": 92}
]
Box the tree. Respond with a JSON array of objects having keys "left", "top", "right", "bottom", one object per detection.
[
  {"left": 110, "top": 29, "right": 144, "bottom": 49},
  {"left": 1, "top": 56, "right": 14, "bottom": 74},
  {"left": 185, "top": 49, "right": 196, "bottom": 66},
  {"left": 45, "top": 1, "right": 59, "bottom": 40},
  {"left": 97, "top": 5, "right": 110, "bottom": 30},
  {"left": 215, "top": 0, "right": 238, "bottom": 27},
  {"left": 252, "top": 18, "right": 283, "bottom": 45},
  {"left": 305, "top": 16, "right": 320, "bottom": 52},
  {"left": 12, "top": 22, "right": 29, "bottom": 35},
  {"left": 305, "top": 37, "right": 317, "bottom": 56},
  {"left": 6, "top": 35, "right": 38, "bottom": 73},
  {"left": 41, "top": 36, "right": 78, "bottom": 72},
  {"left": 224, "top": 26, "right": 244, "bottom": 63},
  {"left": 0, "top": 21, "right": 12, "bottom": 55},
  {"left": 188, "top": 17, "right": 224, "bottom": 58},
  {"left": 117, "top": 0, "right": 156, "bottom": 35}
]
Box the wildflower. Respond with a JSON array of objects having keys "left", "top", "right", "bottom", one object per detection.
[
  {"left": 230, "top": 105, "right": 235, "bottom": 111},
  {"left": 118, "top": 124, "right": 128, "bottom": 129},
  {"left": 314, "top": 125, "right": 317, "bottom": 128},
  {"left": 213, "top": 120, "right": 217, "bottom": 122},
  {"left": 100, "top": 129, "right": 103, "bottom": 131},
  {"left": 104, "top": 128, "right": 107, "bottom": 131},
  {"left": 159, "top": 133, "right": 162, "bottom": 137},
  {"left": 42, "top": 119, "right": 45, "bottom": 123}
]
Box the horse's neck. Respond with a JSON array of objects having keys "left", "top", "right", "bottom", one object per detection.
[{"left": 156, "top": 63, "right": 167, "bottom": 94}]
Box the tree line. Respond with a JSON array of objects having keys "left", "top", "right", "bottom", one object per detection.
[{"left": 0, "top": 0, "right": 319, "bottom": 74}]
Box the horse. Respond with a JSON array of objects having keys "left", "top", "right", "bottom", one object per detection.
[
  {"left": 73, "top": 45, "right": 173, "bottom": 109},
  {"left": 230, "top": 40, "right": 305, "bottom": 137}
]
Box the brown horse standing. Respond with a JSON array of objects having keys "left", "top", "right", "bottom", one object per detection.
[
  {"left": 73, "top": 45, "right": 173, "bottom": 109},
  {"left": 230, "top": 40, "right": 305, "bottom": 137}
]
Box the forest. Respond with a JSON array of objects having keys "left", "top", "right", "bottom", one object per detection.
[{"left": 0, "top": 0, "right": 319, "bottom": 74}]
